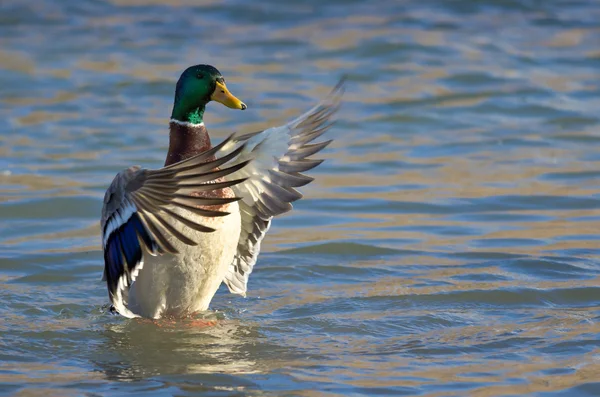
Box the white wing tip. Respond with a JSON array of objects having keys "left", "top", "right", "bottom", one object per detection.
[
  {"left": 224, "top": 278, "right": 248, "bottom": 297},
  {"left": 112, "top": 271, "right": 141, "bottom": 319}
]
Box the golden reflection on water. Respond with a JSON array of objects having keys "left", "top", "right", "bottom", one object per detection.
[{"left": 99, "top": 319, "right": 265, "bottom": 378}]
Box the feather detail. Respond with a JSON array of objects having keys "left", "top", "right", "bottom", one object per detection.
[
  {"left": 100, "top": 137, "right": 248, "bottom": 317},
  {"left": 220, "top": 77, "right": 345, "bottom": 295}
]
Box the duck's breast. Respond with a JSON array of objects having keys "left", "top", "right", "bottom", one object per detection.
[{"left": 128, "top": 199, "right": 241, "bottom": 318}]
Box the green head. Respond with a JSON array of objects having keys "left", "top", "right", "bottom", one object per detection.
[{"left": 170, "top": 64, "right": 246, "bottom": 124}]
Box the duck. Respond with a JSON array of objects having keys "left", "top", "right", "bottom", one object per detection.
[{"left": 100, "top": 64, "right": 344, "bottom": 319}]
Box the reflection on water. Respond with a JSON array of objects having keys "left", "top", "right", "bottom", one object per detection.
[
  {"left": 1, "top": 0, "right": 600, "bottom": 395},
  {"left": 97, "top": 318, "right": 262, "bottom": 379}
]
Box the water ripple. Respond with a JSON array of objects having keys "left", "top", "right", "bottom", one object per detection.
[{"left": 1, "top": 0, "right": 600, "bottom": 395}]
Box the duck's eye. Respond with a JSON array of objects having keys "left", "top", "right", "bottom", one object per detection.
[{"left": 196, "top": 73, "right": 204, "bottom": 79}]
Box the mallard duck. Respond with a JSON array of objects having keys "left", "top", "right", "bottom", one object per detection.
[{"left": 101, "top": 64, "right": 344, "bottom": 319}]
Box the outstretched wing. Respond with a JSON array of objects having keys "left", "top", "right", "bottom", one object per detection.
[
  {"left": 219, "top": 78, "right": 345, "bottom": 296},
  {"left": 100, "top": 136, "right": 249, "bottom": 317}
]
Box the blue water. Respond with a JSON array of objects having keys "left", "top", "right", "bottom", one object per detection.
[{"left": 1, "top": 0, "right": 600, "bottom": 395}]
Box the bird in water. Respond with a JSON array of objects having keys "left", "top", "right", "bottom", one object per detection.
[{"left": 101, "top": 64, "right": 344, "bottom": 319}]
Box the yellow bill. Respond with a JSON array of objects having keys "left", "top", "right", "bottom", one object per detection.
[{"left": 211, "top": 81, "right": 246, "bottom": 110}]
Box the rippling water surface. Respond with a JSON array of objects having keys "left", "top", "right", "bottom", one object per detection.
[{"left": 2, "top": 0, "right": 600, "bottom": 395}]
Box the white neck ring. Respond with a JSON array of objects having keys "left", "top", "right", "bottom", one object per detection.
[{"left": 169, "top": 119, "right": 205, "bottom": 128}]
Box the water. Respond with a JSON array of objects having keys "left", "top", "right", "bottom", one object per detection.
[{"left": 1, "top": 0, "right": 600, "bottom": 395}]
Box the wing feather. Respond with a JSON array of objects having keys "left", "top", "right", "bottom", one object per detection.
[
  {"left": 100, "top": 137, "right": 247, "bottom": 317},
  {"left": 220, "top": 77, "right": 345, "bottom": 295}
]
